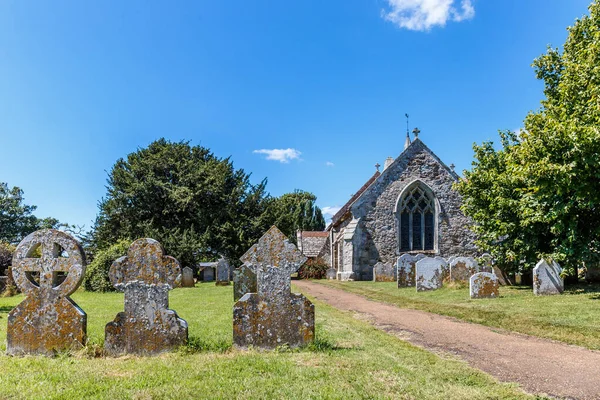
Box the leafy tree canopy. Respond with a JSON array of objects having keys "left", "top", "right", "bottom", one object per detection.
[
  {"left": 264, "top": 190, "right": 326, "bottom": 243},
  {"left": 457, "top": 1, "right": 600, "bottom": 274}
]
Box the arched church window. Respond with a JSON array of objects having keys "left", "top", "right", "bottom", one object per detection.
[{"left": 398, "top": 185, "right": 435, "bottom": 252}]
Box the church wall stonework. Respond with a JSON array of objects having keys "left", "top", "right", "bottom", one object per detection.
[{"left": 350, "top": 140, "right": 477, "bottom": 279}]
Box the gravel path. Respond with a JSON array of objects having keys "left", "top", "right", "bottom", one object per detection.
[{"left": 294, "top": 280, "right": 600, "bottom": 400}]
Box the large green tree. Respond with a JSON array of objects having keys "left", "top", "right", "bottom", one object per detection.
[
  {"left": 457, "top": 1, "right": 600, "bottom": 274},
  {"left": 92, "top": 139, "right": 270, "bottom": 267},
  {"left": 265, "top": 190, "right": 326, "bottom": 243}
]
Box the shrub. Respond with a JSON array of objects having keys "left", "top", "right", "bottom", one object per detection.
[
  {"left": 297, "top": 257, "right": 329, "bottom": 279},
  {"left": 83, "top": 239, "right": 130, "bottom": 292},
  {"left": 0, "top": 242, "right": 15, "bottom": 273}
]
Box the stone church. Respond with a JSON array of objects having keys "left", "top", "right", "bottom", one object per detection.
[{"left": 300, "top": 130, "right": 477, "bottom": 281}]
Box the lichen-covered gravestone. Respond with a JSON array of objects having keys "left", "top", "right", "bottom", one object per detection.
[
  {"left": 105, "top": 238, "right": 188, "bottom": 355},
  {"left": 7, "top": 229, "right": 87, "bottom": 355},
  {"left": 233, "top": 264, "right": 257, "bottom": 302},
  {"left": 397, "top": 254, "right": 417, "bottom": 287},
  {"left": 373, "top": 262, "right": 396, "bottom": 282},
  {"left": 216, "top": 257, "right": 231, "bottom": 286},
  {"left": 533, "top": 259, "right": 564, "bottom": 296},
  {"left": 234, "top": 226, "right": 314, "bottom": 349},
  {"left": 416, "top": 257, "right": 446, "bottom": 291},
  {"left": 470, "top": 272, "right": 499, "bottom": 299},
  {"left": 181, "top": 267, "right": 195, "bottom": 287},
  {"left": 449, "top": 257, "right": 479, "bottom": 283}
]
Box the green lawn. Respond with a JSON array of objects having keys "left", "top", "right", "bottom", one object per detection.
[
  {"left": 316, "top": 280, "right": 600, "bottom": 350},
  {"left": 0, "top": 284, "right": 536, "bottom": 399}
]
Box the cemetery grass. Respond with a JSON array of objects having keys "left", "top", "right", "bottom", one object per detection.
[
  {"left": 317, "top": 280, "right": 600, "bottom": 350},
  {"left": 0, "top": 285, "right": 536, "bottom": 399}
]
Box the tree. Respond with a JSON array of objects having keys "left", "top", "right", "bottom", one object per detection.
[
  {"left": 264, "top": 190, "right": 326, "bottom": 243},
  {"left": 457, "top": 1, "right": 600, "bottom": 275},
  {"left": 0, "top": 182, "right": 64, "bottom": 244},
  {"left": 91, "top": 139, "right": 271, "bottom": 267}
]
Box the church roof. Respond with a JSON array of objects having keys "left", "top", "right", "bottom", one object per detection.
[
  {"left": 328, "top": 138, "right": 458, "bottom": 229},
  {"left": 328, "top": 170, "right": 381, "bottom": 228}
]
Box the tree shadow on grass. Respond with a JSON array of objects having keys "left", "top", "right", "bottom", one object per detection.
[
  {"left": 563, "top": 283, "right": 600, "bottom": 296},
  {"left": 0, "top": 305, "right": 14, "bottom": 313}
]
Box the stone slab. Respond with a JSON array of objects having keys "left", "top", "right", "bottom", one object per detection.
[
  {"left": 216, "top": 257, "right": 230, "bottom": 286},
  {"left": 450, "top": 257, "right": 480, "bottom": 283},
  {"left": 397, "top": 254, "right": 417, "bottom": 287},
  {"left": 416, "top": 257, "right": 445, "bottom": 292},
  {"left": 181, "top": 266, "right": 195, "bottom": 287},
  {"left": 105, "top": 238, "right": 188, "bottom": 356},
  {"left": 533, "top": 259, "right": 564, "bottom": 296},
  {"left": 373, "top": 262, "right": 396, "bottom": 282},
  {"left": 326, "top": 268, "right": 337, "bottom": 280},
  {"left": 470, "top": 272, "right": 499, "bottom": 299},
  {"left": 7, "top": 229, "right": 87, "bottom": 356}
]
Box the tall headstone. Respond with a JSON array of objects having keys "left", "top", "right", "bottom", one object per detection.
[
  {"left": 450, "top": 257, "right": 480, "bottom": 283},
  {"left": 373, "top": 262, "right": 396, "bottom": 282},
  {"left": 105, "top": 238, "right": 188, "bottom": 355},
  {"left": 233, "top": 264, "right": 257, "bottom": 302},
  {"left": 216, "top": 257, "right": 231, "bottom": 286},
  {"left": 470, "top": 272, "right": 499, "bottom": 299},
  {"left": 181, "top": 267, "right": 195, "bottom": 287},
  {"left": 533, "top": 259, "right": 564, "bottom": 296},
  {"left": 397, "top": 254, "right": 417, "bottom": 287},
  {"left": 234, "top": 226, "right": 314, "bottom": 349},
  {"left": 416, "top": 257, "right": 445, "bottom": 292},
  {"left": 7, "top": 229, "right": 87, "bottom": 355}
]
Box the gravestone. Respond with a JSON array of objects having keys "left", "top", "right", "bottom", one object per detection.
[
  {"left": 533, "top": 259, "right": 564, "bottom": 296},
  {"left": 414, "top": 253, "right": 427, "bottom": 261},
  {"left": 470, "top": 272, "right": 499, "bottom": 299},
  {"left": 181, "top": 267, "right": 195, "bottom": 287},
  {"left": 234, "top": 226, "right": 314, "bottom": 349},
  {"left": 479, "top": 253, "right": 493, "bottom": 273},
  {"left": 216, "top": 257, "right": 231, "bottom": 286},
  {"left": 233, "top": 264, "right": 257, "bottom": 302},
  {"left": 202, "top": 266, "right": 215, "bottom": 282},
  {"left": 416, "top": 257, "right": 445, "bottom": 292},
  {"left": 449, "top": 257, "right": 480, "bottom": 283},
  {"left": 373, "top": 262, "right": 396, "bottom": 282},
  {"left": 585, "top": 266, "right": 600, "bottom": 283},
  {"left": 397, "top": 254, "right": 417, "bottom": 287},
  {"left": 7, "top": 229, "right": 87, "bottom": 355},
  {"left": 326, "top": 268, "right": 337, "bottom": 280},
  {"left": 105, "top": 238, "right": 188, "bottom": 355}
]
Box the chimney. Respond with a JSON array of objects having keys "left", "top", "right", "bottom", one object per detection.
[{"left": 383, "top": 157, "right": 394, "bottom": 171}]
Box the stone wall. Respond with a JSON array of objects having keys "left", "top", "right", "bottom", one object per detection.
[{"left": 350, "top": 139, "right": 477, "bottom": 279}]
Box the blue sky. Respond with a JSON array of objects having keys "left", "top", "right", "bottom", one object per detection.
[{"left": 0, "top": 0, "right": 592, "bottom": 229}]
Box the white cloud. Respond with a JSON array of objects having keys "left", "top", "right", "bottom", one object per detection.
[
  {"left": 321, "top": 206, "right": 342, "bottom": 217},
  {"left": 325, "top": 161, "right": 335, "bottom": 167},
  {"left": 382, "top": 0, "right": 475, "bottom": 31},
  {"left": 253, "top": 148, "right": 301, "bottom": 163}
]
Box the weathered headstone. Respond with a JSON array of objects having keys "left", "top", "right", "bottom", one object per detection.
[
  {"left": 233, "top": 264, "right": 257, "bottom": 301},
  {"left": 449, "top": 257, "right": 479, "bottom": 283},
  {"left": 470, "top": 272, "right": 499, "bottom": 299},
  {"left": 435, "top": 256, "right": 450, "bottom": 280},
  {"left": 105, "top": 238, "right": 188, "bottom": 355},
  {"left": 416, "top": 257, "right": 445, "bottom": 292},
  {"left": 216, "top": 257, "right": 231, "bottom": 286},
  {"left": 326, "top": 268, "right": 337, "bottom": 280},
  {"left": 414, "top": 253, "right": 427, "bottom": 261},
  {"left": 397, "top": 254, "right": 417, "bottom": 287},
  {"left": 533, "top": 259, "right": 564, "bottom": 296},
  {"left": 373, "top": 262, "right": 396, "bottom": 282},
  {"left": 202, "top": 265, "right": 215, "bottom": 282},
  {"left": 7, "top": 229, "right": 87, "bottom": 355},
  {"left": 181, "top": 266, "right": 195, "bottom": 287},
  {"left": 234, "top": 226, "right": 314, "bottom": 349}
]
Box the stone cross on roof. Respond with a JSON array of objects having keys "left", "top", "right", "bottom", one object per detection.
[{"left": 240, "top": 226, "right": 307, "bottom": 276}]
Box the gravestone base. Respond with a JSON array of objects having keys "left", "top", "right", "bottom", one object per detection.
[
  {"left": 215, "top": 280, "right": 231, "bottom": 286},
  {"left": 338, "top": 271, "right": 354, "bottom": 281},
  {"left": 233, "top": 293, "right": 314, "bottom": 349},
  {"left": 7, "top": 297, "right": 86, "bottom": 356},
  {"left": 105, "top": 283, "right": 188, "bottom": 356}
]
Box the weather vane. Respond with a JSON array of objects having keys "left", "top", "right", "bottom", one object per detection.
[{"left": 405, "top": 113, "right": 409, "bottom": 136}]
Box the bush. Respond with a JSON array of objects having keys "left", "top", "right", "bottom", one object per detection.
[
  {"left": 297, "top": 257, "right": 329, "bottom": 279},
  {"left": 83, "top": 239, "right": 130, "bottom": 292}
]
